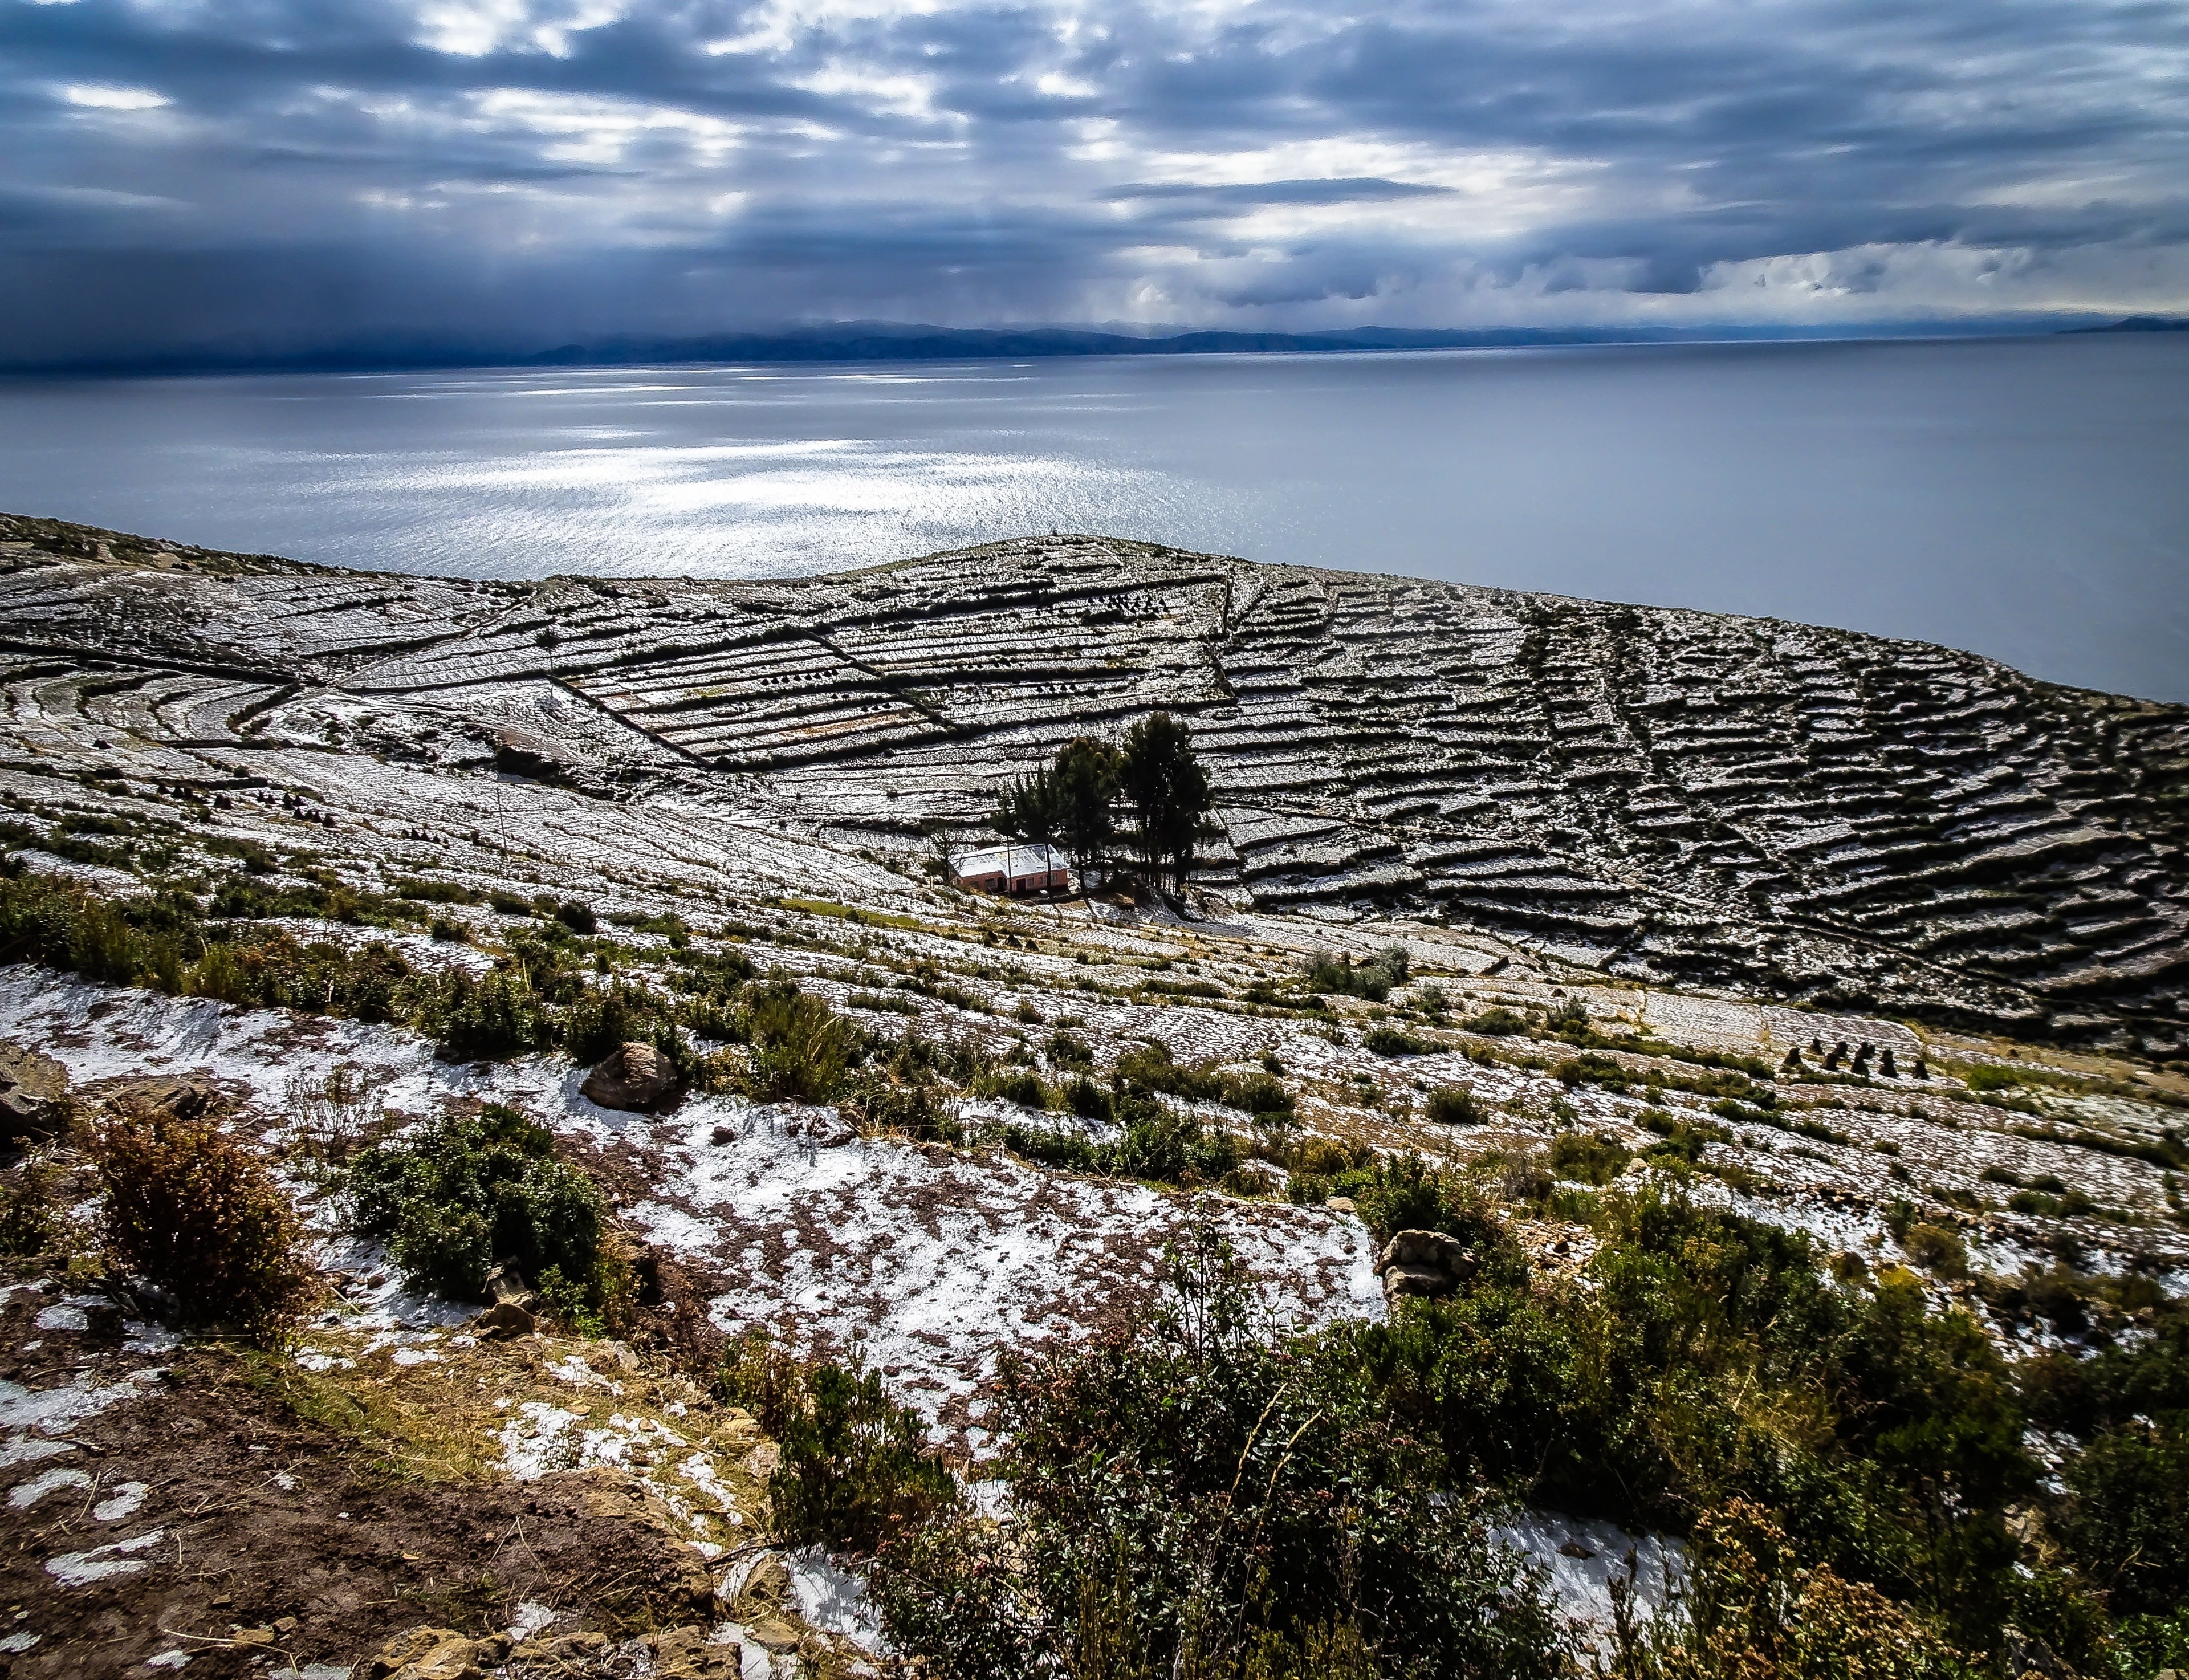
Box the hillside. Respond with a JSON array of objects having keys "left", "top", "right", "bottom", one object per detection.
[
  {"left": 2, "top": 512, "right": 2184, "bottom": 1047},
  {"left": 2, "top": 511, "right": 2187, "bottom": 1679}
]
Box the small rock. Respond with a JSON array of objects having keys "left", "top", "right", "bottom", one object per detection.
[
  {"left": 1324, "top": 1195, "right": 1357, "bottom": 1213},
  {"left": 475, "top": 1299, "right": 536, "bottom": 1339},
  {"left": 743, "top": 1618, "right": 802, "bottom": 1655},
  {"left": 647, "top": 1625, "right": 743, "bottom": 1680},
  {"left": 581, "top": 1042, "right": 680, "bottom": 1112},
  {"left": 0, "top": 1042, "right": 68, "bottom": 1141},
  {"left": 233, "top": 1628, "right": 276, "bottom": 1648},
  {"left": 362, "top": 1626, "right": 512, "bottom": 1680}
]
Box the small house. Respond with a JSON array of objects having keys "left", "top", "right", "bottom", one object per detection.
[{"left": 950, "top": 842, "right": 1071, "bottom": 897}]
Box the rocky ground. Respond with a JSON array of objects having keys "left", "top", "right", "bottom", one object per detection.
[{"left": 1, "top": 511, "right": 2186, "bottom": 1677}]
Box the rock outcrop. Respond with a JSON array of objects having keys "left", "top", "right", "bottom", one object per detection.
[
  {"left": 1376, "top": 1229, "right": 1478, "bottom": 1300},
  {"left": 0, "top": 1041, "right": 67, "bottom": 1141},
  {"left": 580, "top": 1042, "right": 678, "bottom": 1112}
]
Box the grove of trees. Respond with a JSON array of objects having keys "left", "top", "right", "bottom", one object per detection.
[{"left": 990, "top": 711, "right": 1216, "bottom": 900}]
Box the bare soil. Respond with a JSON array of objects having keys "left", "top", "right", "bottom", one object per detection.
[{"left": 0, "top": 1279, "right": 728, "bottom": 1680}]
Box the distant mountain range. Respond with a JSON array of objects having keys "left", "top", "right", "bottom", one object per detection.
[
  {"left": 9, "top": 315, "right": 2182, "bottom": 376},
  {"left": 2065, "top": 315, "right": 2189, "bottom": 333}
]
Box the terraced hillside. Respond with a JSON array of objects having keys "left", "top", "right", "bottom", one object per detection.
[{"left": 2, "top": 511, "right": 2183, "bottom": 1050}]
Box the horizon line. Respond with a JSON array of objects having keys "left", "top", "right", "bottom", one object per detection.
[{"left": 7, "top": 312, "right": 2185, "bottom": 381}]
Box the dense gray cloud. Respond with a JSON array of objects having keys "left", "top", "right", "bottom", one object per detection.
[{"left": 3, "top": 0, "right": 2187, "bottom": 361}]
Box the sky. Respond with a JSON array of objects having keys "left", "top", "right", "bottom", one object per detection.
[{"left": 5, "top": 0, "right": 2189, "bottom": 363}]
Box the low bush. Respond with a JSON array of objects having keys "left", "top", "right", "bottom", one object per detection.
[
  {"left": 348, "top": 1104, "right": 605, "bottom": 1307},
  {"left": 1423, "top": 1085, "right": 1484, "bottom": 1125},
  {"left": 1113, "top": 1040, "right": 1223, "bottom": 1103},
  {"left": 869, "top": 1226, "right": 1565, "bottom": 1680},
  {"left": 844, "top": 1071, "right": 958, "bottom": 1141},
  {"left": 1063, "top": 1074, "right": 1112, "bottom": 1121},
  {"left": 1302, "top": 944, "right": 1410, "bottom": 1003},
  {"left": 414, "top": 967, "right": 545, "bottom": 1061},
  {"left": 740, "top": 981, "right": 852, "bottom": 1101},
  {"left": 1903, "top": 1221, "right": 1970, "bottom": 1278},
  {"left": 1216, "top": 1069, "right": 1294, "bottom": 1116},
  {"left": 1043, "top": 1030, "right": 1093, "bottom": 1068},
  {"left": 727, "top": 1338, "right": 957, "bottom": 1557},
  {"left": 92, "top": 1101, "right": 310, "bottom": 1343},
  {"left": 1463, "top": 1005, "right": 1529, "bottom": 1036},
  {"left": 979, "top": 1068, "right": 1049, "bottom": 1109},
  {"left": 1549, "top": 1129, "right": 1632, "bottom": 1185},
  {"left": 1617, "top": 1502, "right": 1967, "bottom": 1679},
  {"left": 1365, "top": 1024, "right": 1434, "bottom": 1056}
]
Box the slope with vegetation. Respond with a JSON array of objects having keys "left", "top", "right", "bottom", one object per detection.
[{"left": 0, "top": 510, "right": 2186, "bottom": 1678}]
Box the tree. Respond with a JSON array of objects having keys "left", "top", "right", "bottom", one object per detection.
[
  {"left": 993, "top": 738, "right": 1122, "bottom": 888},
  {"left": 1049, "top": 737, "right": 1121, "bottom": 882},
  {"left": 991, "top": 769, "right": 1057, "bottom": 846},
  {"left": 1118, "top": 712, "right": 1214, "bottom": 900}
]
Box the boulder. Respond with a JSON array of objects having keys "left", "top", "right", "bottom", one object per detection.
[
  {"left": 0, "top": 1040, "right": 68, "bottom": 1142},
  {"left": 1374, "top": 1229, "right": 1478, "bottom": 1301},
  {"left": 581, "top": 1041, "right": 679, "bottom": 1112},
  {"left": 91, "top": 1071, "right": 217, "bottom": 1118}
]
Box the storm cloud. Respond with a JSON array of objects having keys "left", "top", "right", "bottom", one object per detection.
[{"left": 3, "top": 0, "right": 2187, "bottom": 361}]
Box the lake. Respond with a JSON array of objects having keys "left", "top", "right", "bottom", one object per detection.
[{"left": 2, "top": 334, "right": 2184, "bottom": 702}]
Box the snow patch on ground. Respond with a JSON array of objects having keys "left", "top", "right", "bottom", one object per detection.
[
  {"left": 787, "top": 1546, "right": 888, "bottom": 1653},
  {"left": 45, "top": 1528, "right": 166, "bottom": 1586},
  {"left": 1499, "top": 1510, "right": 1687, "bottom": 1649},
  {"left": 647, "top": 1094, "right": 1383, "bottom": 1438}
]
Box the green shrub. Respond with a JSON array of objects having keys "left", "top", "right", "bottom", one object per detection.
[
  {"left": 1113, "top": 1041, "right": 1223, "bottom": 1103},
  {"left": 1423, "top": 1086, "right": 1484, "bottom": 1126},
  {"left": 348, "top": 1104, "right": 604, "bottom": 1303},
  {"left": 1903, "top": 1221, "right": 1969, "bottom": 1277},
  {"left": 1555, "top": 1052, "right": 1631, "bottom": 1091},
  {"left": 869, "top": 1226, "right": 1564, "bottom": 1680},
  {"left": 740, "top": 981, "right": 851, "bottom": 1101},
  {"left": 1301, "top": 945, "right": 1410, "bottom": 1003},
  {"left": 391, "top": 876, "right": 482, "bottom": 905},
  {"left": 92, "top": 1102, "right": 309, "bottom": 1343},
  {"left": 1464, "top": 1006, "right": 1529, "bottom": 1036},
  {"left": 562, "top": 977, "right": 668, "bottom": 1066},
  {"left": 2056, "top": 1424, "right": 2189, "bottom": 1616},
  {"left": 1618, "top": 1501, "right": 1968, "bottom": 1679},
  {"left": 1216, "top": 1069, "right": 1294, "bottom": 1116},
  {"left": 416, "top": 967, "right": 544, "bottom": 1061},
  {"left": 1353, "top": 1153, "right": 1521, "bottom": 1265},
  {"left": 1549, "top": 1129, "right": 1631, "bottom": 1185},
  {"left": 844, "top": 1071, "right": 958, "bottom": 1141},
  {"left": 1043, "top": 1030, "right": 1093, "bottom": 1068},
  {"left": 1064, "top": 1075, "right": 1113, "bottom": 1122},
  {"left": 1110, "top": 1101, "right": 1240, "bottom": 1186},
  {"left": 718, "top": 1326, "right": 809, "bottom": 1434},
  {"left": 760, "top": 1351, "right": 958, "bottom": 1557},
  {"left": 1365, "top": 1024, "right": 1433, "bottom": 1056},
  {"left": 982, "top": 1068, "right": 1049, "bottom": 1109}
]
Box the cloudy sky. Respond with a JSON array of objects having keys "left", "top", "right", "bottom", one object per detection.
[{"left": 6, "top": 0, "right": 2188, "bottom": 361}]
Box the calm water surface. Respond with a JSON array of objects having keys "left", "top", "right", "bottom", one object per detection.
[{"left": 2, "top": 336, "right": 2184, "bottom": 702}]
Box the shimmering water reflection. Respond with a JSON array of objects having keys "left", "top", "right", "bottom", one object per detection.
[{"left": 2, "top": 336, "right": 2185, "bottom": 701}]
